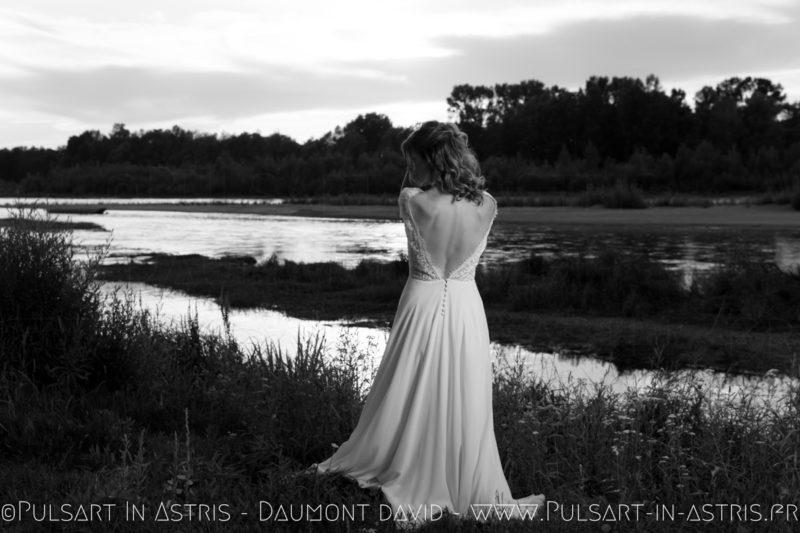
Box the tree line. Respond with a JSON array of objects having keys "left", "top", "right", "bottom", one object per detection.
[{"left": 1, "top": 74, "right": 799, "bottom": 198}]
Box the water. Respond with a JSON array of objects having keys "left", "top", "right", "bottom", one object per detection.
[
  {"left": 3, "top": 199, "right": 799, "bottom": 404},
  {"left": 100, "top": 280, "right": 798, "bottom": 409},
  {"left": 99, "top": 280, "right": 388, "bottom": 357},
  {"left": 3, "top": 203, "right": 799, "bottom": 284},
  {"left": 6, "top": 208, "right": 408, "bottom": 266}
]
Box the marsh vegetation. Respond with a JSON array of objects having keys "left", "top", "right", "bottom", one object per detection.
[{"left": 2, "top": 207, "right": 799, "bottom": 531}]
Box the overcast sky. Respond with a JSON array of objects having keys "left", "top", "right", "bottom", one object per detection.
[{"left": 2, "top": 0, "right": 800, "bottom": 149}]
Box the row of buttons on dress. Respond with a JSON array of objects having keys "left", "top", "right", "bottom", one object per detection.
[{"left": 440, "top": 279, "right": 448, "bottom": 316}]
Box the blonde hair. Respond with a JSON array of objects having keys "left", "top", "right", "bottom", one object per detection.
[{"left": 400, "top": 121, "right": 486, "bottom": 205}]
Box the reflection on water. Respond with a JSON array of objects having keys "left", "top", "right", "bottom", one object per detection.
[
  {"left": 5, "top": 208, "right": 407, "bottom": 267},
  {"left": 4, "top": 206, "right": 799, "bottom": 281},
  {"left": 4, "top": 200, "right": 798, "bottom": 404},
  {"left": 496, "top": 345, "right": 797, "bottom": 411},
  {"left": 776, "top": 235, "right": 800, "bottom": 275},
  {"left": 99, "top": 281, "right": 799, "bottom": 409},
  {"left": 489, "top": 224, "right": 800, "bottom": 288},
  {"left": 99, "top": 281, "right": 388, "bottom": 356}
]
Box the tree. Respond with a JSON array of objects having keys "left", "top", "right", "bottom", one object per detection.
[
  {"left": 695, "top": 77, "right": 787, "bottom": 152},
  {"left": 110, "top": 123, "right": 130, "bottom": 141},
  {"left": 343, "top": 113, "right": 393, "bottom": 153},
  {"left": 446, "top": 84, "right": 494, "bottom": 142},
  {"left": 65, "top": 130, "right": 107, "bottom": 165},
  {"left": 491, "top": 80, "right": 547, "bottom": 122}
]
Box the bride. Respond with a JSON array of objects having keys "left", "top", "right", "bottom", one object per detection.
[{"left": 311, "top": 121, "right": 545, "bottom": 525}]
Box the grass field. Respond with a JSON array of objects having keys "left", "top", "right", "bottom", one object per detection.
[{"left": 2, "top": 206, "right": 799, "bottom": 532}]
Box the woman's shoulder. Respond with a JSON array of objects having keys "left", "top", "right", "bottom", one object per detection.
[
  {"left": 481, "top": 190, "right": 498, "bottom": 219},
  {"left": 479, "top": 189, "right": 496, "bottom": 205},
  {"left": 398, "top": 187, "right": 424, "bottom": 217},
  {"left": 401, "top": 186, "right": 432, "bottom": 207},
  {"left": 399, "top": 186, "right": 423, "bottom": 198},
  {"left": 398, "top": 186, "right": 422, "bottom": 205}
]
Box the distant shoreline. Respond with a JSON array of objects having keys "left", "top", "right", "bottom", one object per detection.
[{"left": 23, "top": 201, "right": 800, "bottom": 228}]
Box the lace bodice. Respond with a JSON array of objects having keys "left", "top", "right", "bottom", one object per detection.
[{"left": 398, "top": 187, "right": 497, "bottom": 282}]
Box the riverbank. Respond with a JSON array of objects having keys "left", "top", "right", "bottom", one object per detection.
[
  {"left": 96, "top": 251, "right": 800, "bottom": 376},
  {"left": 4, "top": 208, "right": 799, "bottom": 532},
  {"left": 25, "top": 200, "right": 800, "bottom": 228}
]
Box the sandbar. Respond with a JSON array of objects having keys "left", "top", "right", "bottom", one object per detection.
[{"left": 33, "top": 201, "right": 800, "bottom": 229}]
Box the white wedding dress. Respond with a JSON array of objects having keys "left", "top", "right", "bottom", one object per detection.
[{"left": 313, "top": 187, "right": 544, "bottom": 525}]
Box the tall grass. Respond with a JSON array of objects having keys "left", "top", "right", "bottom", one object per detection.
[
  {"left": 104, "top": 243, "right": 800, "bottom": 334},
  {"left": 1, "top": 205, "right": 367, "bottom": 502},
  {"left": 477, "top": 248, "right": 800, "bottom": 330},
  {"left": 493, "top": 352, "right": 800, "bottom": 528},
  {"left": 96, "top": 236, "right": 800, "bottom": 376},
  {"left": 0, "top": 202, "right": 110, "bottom": 389},
  {"left": 2, "top": 205, "right": 799, "bottom": 531},
  {"left": 782, "top": 174, "right": 800, "bottom": 210},
  {"left": 577, "top": 179, "right": 647, "bottom": 208},
  {"left": 480, "top": 248, "right": 685, "bottom": 318}
]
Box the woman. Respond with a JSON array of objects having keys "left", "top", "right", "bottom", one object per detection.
[{"left": 311, "top": 121, "right": 544, "bottom": 525}]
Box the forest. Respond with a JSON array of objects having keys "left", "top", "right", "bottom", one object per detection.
[{"left": 1, "top": 74, "right": 799, "bottom": 199}]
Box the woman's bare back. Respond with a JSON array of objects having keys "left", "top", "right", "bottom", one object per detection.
[{"left": 407, "top": 188, "right": 497, "bottom": 278}]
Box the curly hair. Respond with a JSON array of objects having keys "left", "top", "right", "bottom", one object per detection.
[{"left": 400, "top": 121, "right": 486, "bottom": 205}]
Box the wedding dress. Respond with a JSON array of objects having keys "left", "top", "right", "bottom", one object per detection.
[{"left": 313, "top": 186, "right": 544, "bottom": 525}]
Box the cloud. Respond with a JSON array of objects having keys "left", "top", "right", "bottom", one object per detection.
[
  {"left": 4, "top": 1, "right": 796, "bottom": 73},
  {"left": 0, "top": 65, "right": 435, "bottom": 125},
  {"left": 14, "top": 8, "right": 794, "bottom": 127},
  {"left": 2, "top": 0, "right": 800, "bottom": 147},
  {"left": 347, "top": 8, "right": 800, "bottom": 102}
]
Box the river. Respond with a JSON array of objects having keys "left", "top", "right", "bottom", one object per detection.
[{"left": 2, "top": 198, "right": 798, "bottom": 405}]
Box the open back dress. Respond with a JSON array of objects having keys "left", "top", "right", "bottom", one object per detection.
[{"left": 313, "top": 186, "right": 544, "bottom": 525}]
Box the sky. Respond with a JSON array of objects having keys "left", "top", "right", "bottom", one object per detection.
[{"left": 2, "top": 0, "right": 800, "bottom": 150}]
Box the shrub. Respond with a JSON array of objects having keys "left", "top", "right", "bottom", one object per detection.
[
  {"left": 0, "top": 204, "right": 367, "bottom": 466},
  {"left": 694, "top": 258, "right": 800, "bottom": 330},
  {"left": 0, "top": 203, "right": 113, "bottom": 389},
  {"left": 504, "top": 249, "right": 685, "bottom": 316},
  {"left": 577, "top": 179, "right": 647, "bottom": 209}
]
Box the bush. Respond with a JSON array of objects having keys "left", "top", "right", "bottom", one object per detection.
[
  {"left": 0, "top": 203, "right": 113, "bottom": 389},
  {"left": 578, "top": 179, "right": 647, "bottom": 208},
  {"left": 503, "top": 248, "right": 685, "bottom": 316},
  {"left": 0, "top": 205, "right": 368, "bottom": 467},
  {"left": 694, "top": 258, "right": 800, "bottom": 330}
]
